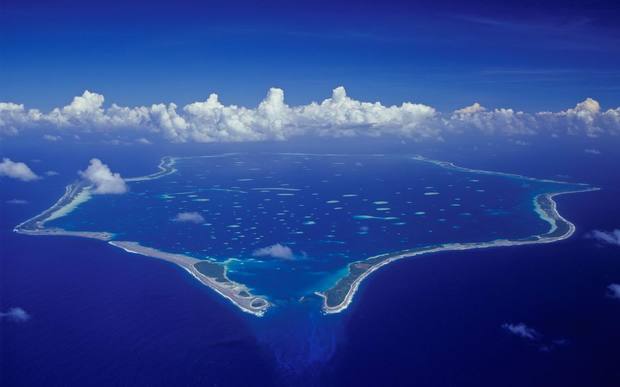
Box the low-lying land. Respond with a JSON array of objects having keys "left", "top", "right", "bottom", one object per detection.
[
  {"left": 110, "top": 241, "right": 269, "bottom": 316},
  {"left": 14, "top": 157, "right": 270, "bottom": 317},
  {"left": 316, "top": 188, "right": 598, "bottom": 314}
]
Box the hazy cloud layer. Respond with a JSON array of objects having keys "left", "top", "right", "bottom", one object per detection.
[
  {"left": 6, "top": 199, "right": 28, "bottom": 204},
  {"left": 608, "top": 284, "right": 620, "bottom": 299},
  {"left": 253, "top": 243, "right": 295, "bottom": 260},
  {"left": 502, "top": 322, "right": 569, "bottom": 352},
  {"left": 79, "top": 158, "right": 127, "bottom": 194},
  {"left": 588, "top": 229, "right": 620, "bottom": 246},
  {"left": 2, "top": 88, "right": 619, "bottom": 142},
  {"left": 0, "top": 307, "right": 31, "bottom": 322},
  {"left": 0, "top": 158, "right": 39, "bottom": 181},
  {"left": 43, "top": 134, "right": 61, "bottom": 141},
  {"left": 172, "top": 211, "right": 205, "bottom": 224}
]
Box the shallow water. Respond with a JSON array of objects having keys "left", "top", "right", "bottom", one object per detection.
[{"left": 46, "top": 153, "right": 581, "bottom": 303}]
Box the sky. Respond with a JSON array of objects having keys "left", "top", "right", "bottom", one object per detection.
[{"left": 1, "top": 0, "right": 620, "bottom": 113}]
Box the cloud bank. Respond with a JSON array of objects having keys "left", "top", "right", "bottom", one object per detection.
[
  {"left": 0, "top": 158, "right": 39, "bottom": 181},
  {"left": 502, "top": 322, "right": 540, "bottom": 340},
  {"left": 79, "top": 158, "right": 127, "bottom": 194},
  {"left": 172, "top": 212, "right": 205, "bottom": 224},
  {"left": 253, "top": 243, "right": 295, "bottom": 260},
  {"left": 588, "top": 229, "right": 620, "bottom": 246},
  {"left": 2, "top": 87, "right": 619, "bottom": 142},
  {"left": 0, "top": 307, "right": 31, "bottom": 322}
]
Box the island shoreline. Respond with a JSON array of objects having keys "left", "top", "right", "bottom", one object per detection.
[
  {"left": 13, "top": 154, "right": 270, "bottom": 317},
  {"left": 109, "top": 241, "right": 270, "bottom": 316},
  {"left": 14, "top": 153, "right": 597, "bottom": 317},
  {"left": 316, "top": 187, "right": 599, "bottom": 314}
]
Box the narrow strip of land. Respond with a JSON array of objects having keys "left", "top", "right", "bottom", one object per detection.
[
  {"left": 125, "top": 156, "right": 178, "bottom": 182},
  {"left": 110, "top": 242, "right": 269, "bottom": 316},
  {"left": 14, "top": 154, "right": 270, "bottom": 317},
  {"left": 316, "top": 188, "right": 598, "bottom": 314}
]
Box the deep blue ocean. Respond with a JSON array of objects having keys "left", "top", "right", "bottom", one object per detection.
[{"left": 2, "top": 137, "right": 620, "bottom": 386}]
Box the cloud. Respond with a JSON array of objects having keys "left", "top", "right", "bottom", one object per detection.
[
  {"left": 0, "top": 158, "right": 39, "bottom": 181},
  {"left": 43, "top": 134, "right": 61, "bottom": 141},
  {"left": 449, "top": 103, "right": 537, "bottom": 135},
  {"left": 502, "top": 322, "right": 541, "bottom": 340},
  {"left": 608, "top": 284, "right": 620, "bottom": 299},
  {"left": 79, "top": 158, "right": 127, "bottom": 194},
  {"left": 454, "top": 102, "right": 485, "bottom": 115},
  {"left": 136, "top": 137, "right": 152, "bottom": 145},
  {"left": 0, "top": 307, "right": 31, "bottom": 322},
  {"left": 512, "top": 139, "right": 530, "bottom": 146},
  {"left": 587, "top": 229, "right": 620, "bottom": 246},
  {"left": 45, "top": 170, "right": 59, "bottom": 176},
  {"left": 6, "top": 199, "right": 28, "bottom": 204},
  {"left": 2, "top": 88, "right": 619, "bottom": 142},
  {"left": 502, "top": 322, "right": 571, "bottom": 352},
  {"left": 252, "top": 243, "right": 295, "bottom": 260},
  {"left": 584, "top": 148, "right": 601, "bottom": 155},
  {"left": 172, "top": 211, "right": 205, "bottom": 224}
]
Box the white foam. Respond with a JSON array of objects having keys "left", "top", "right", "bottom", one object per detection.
[{"left": 353, "top": 215, "right": 398, "bottom": 220}]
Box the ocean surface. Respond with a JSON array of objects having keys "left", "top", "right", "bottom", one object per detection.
[{"left": 2, "top": 139, "right": 620, "bottom": 386}]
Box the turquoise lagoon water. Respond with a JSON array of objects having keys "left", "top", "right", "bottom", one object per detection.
[{"left": 46, "top": 153, "right": 581, "bottom": 303}]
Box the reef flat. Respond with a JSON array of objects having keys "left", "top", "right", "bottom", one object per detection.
[{"left": 13, "top": 181, "right": 110, "bottom": 240}]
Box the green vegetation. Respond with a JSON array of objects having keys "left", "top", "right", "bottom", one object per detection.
[{"left": 194, "top": 261, "right": 227, "bottom": 282}]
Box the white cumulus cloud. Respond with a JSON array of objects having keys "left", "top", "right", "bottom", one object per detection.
[
  {"left": 0, "top": 158, "right": 39, "bottom": 181},
  {"left": 252, "top": 243, "right": 295, "bottom": 260},
  {"left": 502, "top": 322, "right": 540, "bottom": 340},
  {"left": 172, "top": 212, "right": 205, "bottom": 224},
  {"left": 0, "top": 307, "right": 31, "bottom": 322},
  {"left": 1, "top": 87, "right": 619, "bottom": 142},
  {"left": 79, "top": 158, "right": 127, "bottom": 194},
  {"left": 43, "top": 134, "right": 61, "bottom": 141}
]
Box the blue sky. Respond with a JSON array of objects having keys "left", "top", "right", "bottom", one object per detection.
[{"left": 1, "top": 0, "right": 619, "bottom": 112}]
